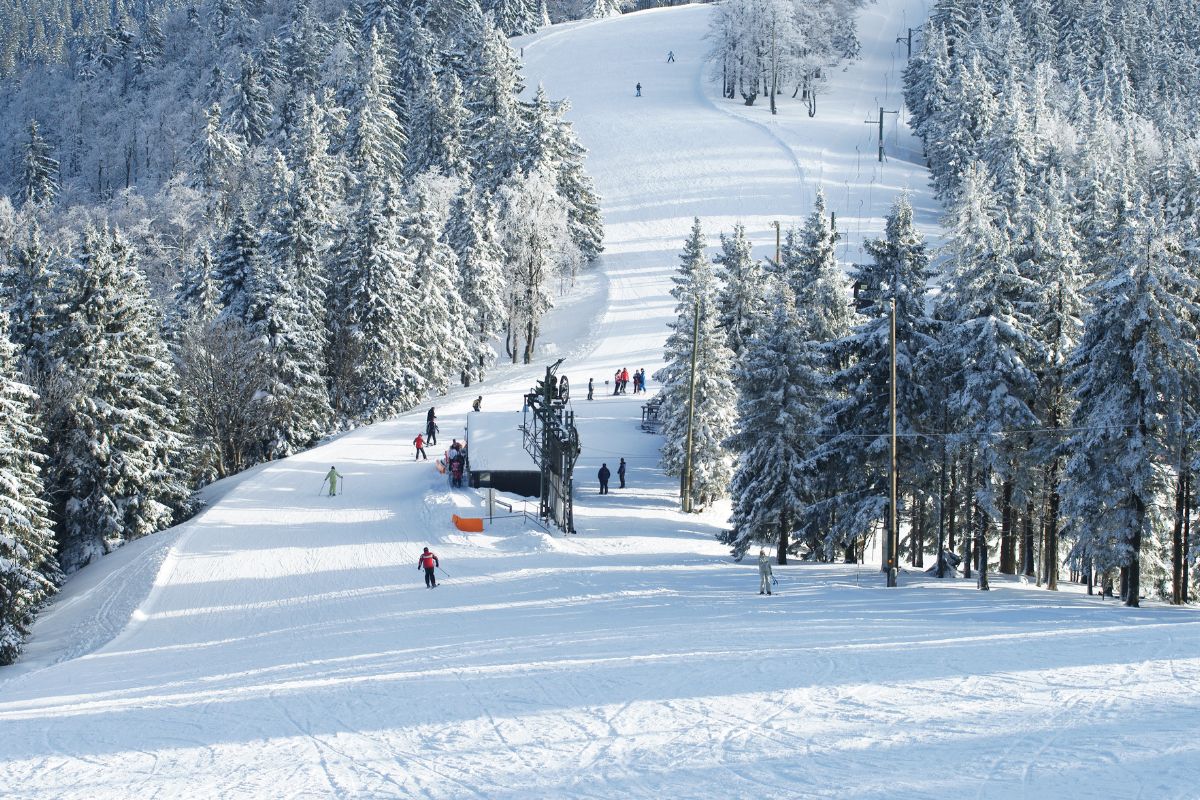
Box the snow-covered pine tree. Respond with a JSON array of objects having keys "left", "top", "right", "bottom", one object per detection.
[
  {"left": 1019, "top": 170, "right": 1085, "bottom": 587},
  {"left": 723, "top": 276, "right": 823, "bottom": 562},
  {"left": 191, "top": 103, "right": 243, "bottom": 221},
  {"left": 938, "top": 163, "right": 1041, "bottom": 590},
  {"left": 214, "top": 206, "right": 259, "bottom": 323},
  {"left": 589, "top": 0, "right": 622, "bottom": 18},
  {"left": 488, "top": 0, "right": 542, "bottom": 35},
  {"left": 782, "top": 189, "right": 853, "bottom": 348},
  {"left": 653, "top": 218, "right": 737, "bottom": 511},
  {"left": 521, "top": 87, "right": 604, "bottom": 262},
  {"left": 466, "top": 15, "right": 527, "bottom": 190},
  {"left": 713, "top": 223, "right": 764, "bottom": 357},
  {"left": 1060, "top": 201, "right": 1198, "bottom": 608},
  {"left": 3, "top": 222, "right": 58, "bottom": 377},
  {"left": 45, "top": 226, "right": 190, "bottom": 572},
  {"left": 446, "top": 184, "right": 506, "bottom": 386},
  {"left": 0, "top": 315, "right": 60, "bottom": 665},
  {"left": 810, "top": 192, "right": 936, "bottom": 561},
  {"left": 225, "top": 54, "right": 273, "bottom": 147},
  {"left": 345, "top": 25, "right": 407, "bottom": 181},
  {"left": 404, "top": 185, "right": 470, "bottom": 395},
  {"left": 329, "top": 178, "right": 423, "bottom": 422},
  {"left": 19, "top": 119, "right": 58, "bottom": 208},
  {"left": 170, "top": 240, "right": 221, "bottom": 326},
  {"left": 778, "top": 190, "right": 853, "bottom": 554},
  {"left": 251, "top": 150, "right": 332, "bottom": 455}
]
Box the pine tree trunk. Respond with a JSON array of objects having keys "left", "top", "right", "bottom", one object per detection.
[
  {"left": 947, "top": 456, "right": 957, "bottom": 555},
  {"left": 777, "top": 509, "right": 789, "bottom": 566},
  {"left": 1022, "top": 500, "right": 1036, "bottom": 576},
  {"left": 1184, "top": 473, "right": 1191, "bottom": 602},
  {"left": 979, "top": 496, "right": 988, "bottom": 592},
  {"left": 1172, "top": 470, "right": 1186, "bottom": 604},
  {"left": 1127, "top": 495, "right": 1144, "bottom": 607},
  {"left": 962, "top": 455, "right": 973, "bottom": 579},
  {"left": 912, "top": 494, "right": 925, "bottom": 568},
  {"left": 1044, "top": 460, "right": 1061, "bottom": 591},
  {"left": 999, "top": 478, "right": 1015, "bottom": 574}
]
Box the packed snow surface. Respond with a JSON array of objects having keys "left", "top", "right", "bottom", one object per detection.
[{"left": 3, "top": 3, "right": 1199, "bottom": 798}]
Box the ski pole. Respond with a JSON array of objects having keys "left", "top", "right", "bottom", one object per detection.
[
  {"left": 318, "top": 478, "right": 328, "bottom": 496},
  {"left": 437, "top": 566, "right": 451, "bottom": 578}
]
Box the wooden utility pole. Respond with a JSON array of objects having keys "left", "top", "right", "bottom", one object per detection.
[
  {"left": 773, "top": 220, "right": 781, "bottom": 266},
  {"left": 865, "top": 107, "right": 900, "bottom": 162},
  {"left": 681, "top": 298, "right": 701, "bottom": 512},
  {"left": 887, "top": 297, "right": 899, "bottom": 587}
]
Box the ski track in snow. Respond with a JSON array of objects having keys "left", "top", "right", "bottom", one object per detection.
[{"left": 3, "top": 3, "right": 1200, "bottom": 798}]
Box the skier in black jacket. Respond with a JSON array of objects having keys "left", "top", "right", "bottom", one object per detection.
[{"left": 598, "top": 463, "right": 611, "bottom": 494}]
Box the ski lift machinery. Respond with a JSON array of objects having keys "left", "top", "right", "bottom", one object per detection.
[{"left": 522, "top": 359, "right": 581, "bottom": 534}]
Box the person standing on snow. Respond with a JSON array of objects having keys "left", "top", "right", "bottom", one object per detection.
[
  {"left": 426, "top": 408, "right": 438, "bottom": 445},
  {"left": 618, "top": 458, "right": 627, "bottom": 489},
  {"left": 598, "top": 463, "right": 611, "bottom": 494},
  {"left": 587, "top": 377, "right": 594, "bottom": 400},
  {"left": 636, "top": 82, "right": 642, "bottom": 97},
  {"left": 323, "top": 466, "right": 343, "bottom": 496},
  {"left": 667, "top": 51, "right": 675, "bottom": 62},
  {"left": 758, "top": 549, "right": 774, "bottom": 595},
  {"left": 472, "top": 395, "right": 483, "bottom": 412},
  {"left": 620, "top": 367, "right": 630, "bottom": 394},
  {"left": 413, "top": 432, "right": 428, "bottom": 461},
  {"left": 418, "top": 547, "right": 440, "bottom": 588}
]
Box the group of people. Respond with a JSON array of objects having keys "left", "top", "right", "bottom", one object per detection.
[
  {"left": 597, "top": 458, "right": 626, "bottom": 494},
  {"left": 611, "top": 368, "right": 646, "bottom": 395},
  {"left": 446, "top": 439, "right": 467, "bottom": 487}
]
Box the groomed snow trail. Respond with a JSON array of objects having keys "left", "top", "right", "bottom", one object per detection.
[{"left": 3, "top": 5, "right": 1200, "bottom": 799}]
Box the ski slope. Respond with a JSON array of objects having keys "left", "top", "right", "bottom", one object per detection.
[{"left": 3, "top": 4, "right": 1200, "bottom": 798}]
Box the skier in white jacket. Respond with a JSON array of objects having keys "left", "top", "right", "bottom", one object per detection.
[{"left": 758, "top": 549, "right": 773, "bottom": 595}]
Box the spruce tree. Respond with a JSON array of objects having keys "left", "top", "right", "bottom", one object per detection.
[
  {"left": 404, "top": 186, "right": 470, "bottom": 395},
  {"left": 811, "top": 193, "right": 936, "bottom": 559},
  {"left": 724, "top": 278, "right": 822, "bottom": 562},
  {"left": 653, "top": 218, "right": 737, "bottom": 510},
  {"left": 0, "top": 316, "right": 60, "bottom": 665},
  {"left": 939, "top": 163, "right": 1041, "bottom": 589},
  {"left": 215, "top": 207, "right": 259, "bottom": 324},
  {"left": 1060, "top": 202, "right": 1197, "bottom": 608},
  {"left": 447, "top": 185, "right": 506, "bottom": 386},
  {"left": 714, "top": 223, "right": 764, "bottom": 357},
  {"left": 46, "top": 227, "right": 190, "bottom": 572},
  {"left": 329, "top": 179, "right": 423, "bottom": 422},
  {"left": 226, "top": 54, "right": 273, "bottom": 147},
  {"left": 19, "top": 119, "right": 59, "bottom": 208}
]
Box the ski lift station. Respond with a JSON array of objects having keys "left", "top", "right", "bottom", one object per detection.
[{"left": 466, "top": 411, "right": 540, "bottom": 498}]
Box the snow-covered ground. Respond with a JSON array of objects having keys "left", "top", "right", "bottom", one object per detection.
[{"left": 3, "top": 4, "right": 1199, "bottom": 798}]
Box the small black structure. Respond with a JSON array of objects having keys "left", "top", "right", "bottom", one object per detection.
[{"left": 466, "top": 412, "right": 540, "bottom": 498}]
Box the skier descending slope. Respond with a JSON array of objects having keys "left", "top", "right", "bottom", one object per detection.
[
  {"left": 418, "top": 547, "right": 440, "bottom": 588},
  {"left": 322, "top": 466, "right": 343, "bottom": 497}
]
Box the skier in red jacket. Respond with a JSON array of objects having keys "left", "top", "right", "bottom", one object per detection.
[{"left": 418, "top": 547, "right": 440, "bottom": 588}]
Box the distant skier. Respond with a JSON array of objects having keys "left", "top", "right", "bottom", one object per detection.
[
  {"left": 758, "top": 549, "right": 774, "bottom": 595},
  {"left": 414, "top": 433, "right": 428, "bottom": 461},
  {"left": 620, "top": 367, "right": 629, "bottom": 394},
  {"left": 418, "top": 547, "right": 440, "bottom": 588},
  {"left": 322, "top": 466, "right": 343, "bottom": 497},
  {"left": 598, "top": 463, "right": 611, "bottom": 494},
  {"left": 618, "top": 458, "right": 627, "bottom": 488},
  {"left": 472, "top": 395, "right": 483, "bottom": 412},
  {"left": 667, "top": 50, "right": 675, "bottom": 62},
  {"left": 636, "top": 82, "right": 642, "bottom": 97},
  {"left": 587, "top": 377, "right": 594, "bottom": 400}
]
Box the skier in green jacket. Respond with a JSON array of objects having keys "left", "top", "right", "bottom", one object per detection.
[{"left": 323, "top": 466, "right": 343, "bottom": 496}]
